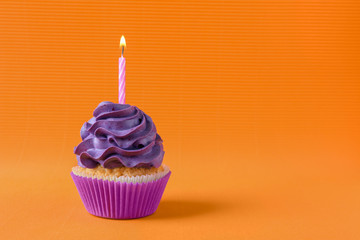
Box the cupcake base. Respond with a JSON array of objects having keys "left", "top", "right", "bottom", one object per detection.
[{"left": 71, "top": 171, "right": 171, "bottom": 219}]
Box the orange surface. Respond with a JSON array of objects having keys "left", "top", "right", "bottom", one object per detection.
[{"left": 1, "top": 0, "right": 360, "bottom": 239}]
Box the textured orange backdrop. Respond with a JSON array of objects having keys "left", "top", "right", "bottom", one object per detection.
[{"left": 1, "top": 0, "right": 360, "bottom": 239}]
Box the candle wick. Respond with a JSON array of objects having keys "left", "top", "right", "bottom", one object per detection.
[{"left": 121, "top": 46, "right": 124, "bottom": 57}]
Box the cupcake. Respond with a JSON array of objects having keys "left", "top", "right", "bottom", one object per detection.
[{"left": 71, "top": 101, "right": 171, "bottom": 219}]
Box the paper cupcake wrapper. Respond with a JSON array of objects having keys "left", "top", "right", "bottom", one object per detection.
[{"left": 71, "top": 171, "right": 171, "bottom": 219}]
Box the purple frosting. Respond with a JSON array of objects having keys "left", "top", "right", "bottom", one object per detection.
[{"left": 74, "top": 101, "right": 164, "bottom": 169}]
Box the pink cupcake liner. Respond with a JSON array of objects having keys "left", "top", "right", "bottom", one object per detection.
[{"left": 71, "top": 171, "right": 171, "bottom": 219}]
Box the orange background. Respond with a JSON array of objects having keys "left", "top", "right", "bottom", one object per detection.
[{"left": 1, "top": 0, "right": 360, "bottom": 239}]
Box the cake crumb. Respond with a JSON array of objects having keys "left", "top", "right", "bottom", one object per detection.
[{"left": 72, "top": 164, "right": 166, "bottom": 178}]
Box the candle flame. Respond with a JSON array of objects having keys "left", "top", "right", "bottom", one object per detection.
[{"left": 120, "top": 35, "right": 126, "bottom": 48}]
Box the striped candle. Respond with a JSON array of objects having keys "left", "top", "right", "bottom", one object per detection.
[
  {"left": 119, "top": 36, "right": 126, "bottom": 104},
  {"left": 118, "top": 57, "right": 126, "bottom": 104}
]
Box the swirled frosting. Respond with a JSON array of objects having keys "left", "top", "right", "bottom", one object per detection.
[{"left": 74, "top": 101, "right": 165, "bottom": 169}]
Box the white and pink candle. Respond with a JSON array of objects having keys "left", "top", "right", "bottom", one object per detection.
[{"left": 119, "top": 35, "right": 126, "bottom": 104}]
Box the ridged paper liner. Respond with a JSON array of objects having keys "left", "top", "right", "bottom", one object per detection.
[{"left": 71, "top": 170, "right": 171, "bottom": 219}]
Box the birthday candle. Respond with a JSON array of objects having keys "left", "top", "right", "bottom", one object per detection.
[{"left": 119, "top": 35, "right": 126, "bottom": 104}]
